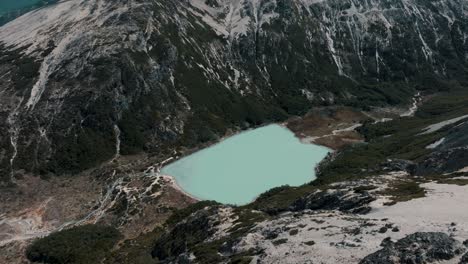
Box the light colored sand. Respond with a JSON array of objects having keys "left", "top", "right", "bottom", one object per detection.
[
  {"left": 369, "top": 182, "right": 468, "bottom": 240},
  {"left": 236, "top": 179, "right": 468, "bottom": 264}
]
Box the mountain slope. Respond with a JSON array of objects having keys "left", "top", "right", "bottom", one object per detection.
[{"left": 0, "top": 0, "right": 467, "bottom": 183}]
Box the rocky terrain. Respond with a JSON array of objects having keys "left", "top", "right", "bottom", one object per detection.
[
  {"left": 0, "top": 0, "right": 467, "bottom": 183},
  {"left": 119, "top": 91, "right": 468, "bottom": 263},
  {"left": 148, "top": 172, "right": 468, "bottom": 264},
  {"left": 0, "top": 153, "right": 196, "bottom": 263}
]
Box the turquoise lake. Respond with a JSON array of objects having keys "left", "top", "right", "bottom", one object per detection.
[{"left": 161, "top": 124, "right": 330, "bottom": 205}]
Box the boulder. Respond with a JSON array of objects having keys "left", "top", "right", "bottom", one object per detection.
[
  {"left": 460, "top": 252, "right": 468, "bottom": 264},
  {"left": 289, "top": 190, "right": 375, "bottom": 215},
  {"left": 416, "top": 147, "right": 468, "bottom": 176},
  {"left": 382, "top": 159, "right": 416, "bottom": 173},
  {"left": 360, "top": 232, "right": 464, "bottom": 264}
]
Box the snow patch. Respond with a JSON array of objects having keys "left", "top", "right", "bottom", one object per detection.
[
  {"left": 416, "top": 24, "right": 433, "bottom": 61},
  {"left": 7, "top": 96, "right": 25, "bottom": 182},
  {"left": 426, "top": 137, "right": 445, "bottom": 149},
  {"left": 113, "top": 125, "right": 121, "bottom": 160},
  {"left": 420, "top": 114, "right": 468, "bottom": 135},
  {"left": 188, "top": 0, "right": 280, "bottom": 40},
  {"left": 324, "top": 28, "right": 345, "bottom": 76},
  {"left": 0, "top": 0, "right": 90, "bottom": 54}
]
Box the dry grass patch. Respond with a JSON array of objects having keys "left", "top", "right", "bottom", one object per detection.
[{"left": 381, "top": 181, "right": 426, "bottom": 206}]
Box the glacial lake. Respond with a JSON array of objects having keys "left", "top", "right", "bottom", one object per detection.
[{"left": 161, "top": 124, "right": 330, "bottom": 205}]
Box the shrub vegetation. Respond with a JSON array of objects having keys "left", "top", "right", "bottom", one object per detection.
[{"left": 26, "top": 225, "right": 121, "bottom": 264}]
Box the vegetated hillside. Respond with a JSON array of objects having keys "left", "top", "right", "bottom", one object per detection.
[
  {"left": 0, "top": 0, "right": 467, "bottom": 183},
  {"left": 26, "top": 224, "right": 121, "bottom": 264},
  {"left": 22, "top": 91, "right": 468, "bottom": 264}
]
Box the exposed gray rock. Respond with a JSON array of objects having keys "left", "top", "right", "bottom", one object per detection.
[
  {"left": 416, "top": 147, "right": 468, "bottom": 176},
  {"left": 263, "top": 228, "right": 280, "bottom": 240},
  {"left": 1, "top": 0, "right": 468, "bottom": 182},
  {"left": 151, "top": 208, "right": 217, "bottom": 262},
  {"left": 289, "top": 190, "right": 376, "bottom": 214},
  {"left": 460, "top": 252, "right": 468, "bottom": 264},
  {"left": 380, "top": 237, "right": 393, "bottom": 248},
  {"left": 360, "top": 232, "right": 464, "bottom": 264},
  {"left": 382, "top": 159, "right": 416, "bottom": 174},
  {"left": 437, "top": 122, "right": 468, "bottom": 151},
  {"left": 378, "top": 227, "right": 388, "bottom": 234}
]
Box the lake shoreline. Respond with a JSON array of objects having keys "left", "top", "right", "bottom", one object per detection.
[
  {"left": 156, "top": 108, "right": 371, "bottom": 205},
  {"left": 160, "top": 124, "right": 330, "bottom": 205}
]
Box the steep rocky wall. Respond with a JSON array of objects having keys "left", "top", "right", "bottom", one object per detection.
[{"left": 0, "top": 0, "right": 467, "bottom": 182}]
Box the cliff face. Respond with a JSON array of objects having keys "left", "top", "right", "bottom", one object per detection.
[{"left": 0, "top": 0, "right": 467, "bottom": 182}]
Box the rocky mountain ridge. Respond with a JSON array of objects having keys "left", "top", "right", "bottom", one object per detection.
[{"left": 0, "top": 0, "right": 467, "bottom": 183}]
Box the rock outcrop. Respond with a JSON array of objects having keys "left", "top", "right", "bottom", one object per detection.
[
  {"left": 151, "top": 207, "right": 219, "bottom": 263},
  {"left": 360, "top": 232, "right": 465, "bottom": 264},
  {"left": 1, "top": 0, "right": 467, "bottom": 182},
  {"left": 289, "top": 189, "right": 376, "bottom": 214},
  {"left": 460, "top": 252, "right": 468, "bottom": 264},
  {"left": 416, "top": 147, "right": 468, "bottom": 176}
]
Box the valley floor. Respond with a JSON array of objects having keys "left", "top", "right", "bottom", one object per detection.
[
  {"left": 0, "top": 154, "right": 196, "bottom": 263},
  {"left": 2, "top": 94, "right": 468, "bottom": 263}
]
